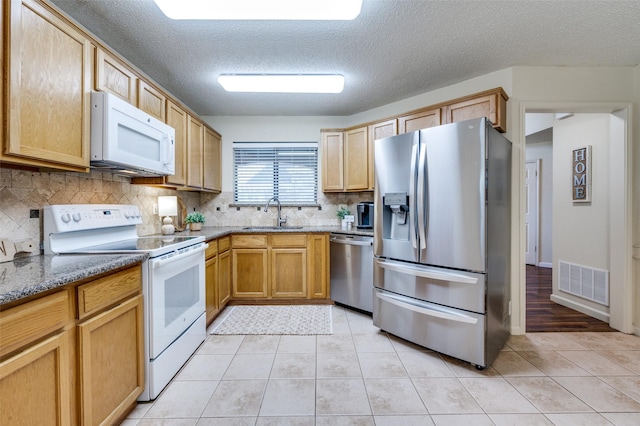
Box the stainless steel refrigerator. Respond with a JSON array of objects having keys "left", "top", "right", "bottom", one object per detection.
[{"left": 373, "top": 117, "right": 511, "bottom": 368}]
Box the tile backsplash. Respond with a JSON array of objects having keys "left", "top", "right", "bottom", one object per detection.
[{"left": 0, "top": 167, "right": 373, "bottom": 255}]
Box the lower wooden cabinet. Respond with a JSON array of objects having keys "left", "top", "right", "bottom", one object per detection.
[
  {"left": 218, "top": 241, "right": 232, "bottom": 307},
  {"left": 0, "top": 331, "right": 72, "bottom": 425},
  {"left": 205, "top": 236, "right": 232, "bottom": 325},
  {"left": 0, "top": 264, "right": 144, "bottom": 425},
  {"left": 231, "top": 233, "right": 329, "bottom": 301},
  {"left": 77, "top": 295, "right": 144, "bottom": 426}
]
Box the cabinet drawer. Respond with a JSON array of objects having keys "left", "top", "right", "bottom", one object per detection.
[
  {"left": 233, "top": 234, "right": 268, "bottom": 248},
  {"left": 77, "top": 265, "right": 142, "bottom": 319},
  {"left": 218, "top": 236, "right": 231, "bottom": 252},
  {"left": 0, "top": 290, "right": 72, "bottom": 358},
  {"left": 271, "top": 234, "right": 307, "bottom": 248},
  {"left": 205, "top": 240, "right": 218, "bottom": 259}
]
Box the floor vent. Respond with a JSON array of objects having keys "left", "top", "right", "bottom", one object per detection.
[{"left": 558, "top": 260, "right": 609, "bottom": 306}]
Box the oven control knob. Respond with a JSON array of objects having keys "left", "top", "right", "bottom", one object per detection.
[
  {"left": 72, "top": 213, "right": 82, "bottom": 222},
  {"left": 61, "top": 213, "right": 71, "bottom": 223}
]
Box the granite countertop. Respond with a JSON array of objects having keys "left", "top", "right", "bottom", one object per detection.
[
  {"left": 0, "top": 226, "right": 372, "bottom": 307},
  {"left": 180, "top": 225, "right": 374, "bottom": 241},
  {"left": 0, "top": 253, "right": 147, "bottom": 306}
]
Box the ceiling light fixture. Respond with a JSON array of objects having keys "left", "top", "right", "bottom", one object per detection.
[
  {"left": 152, "top": 0, "right": 363, "bottom": 20},
  {"left": 218, "top": 74, "right": 345, "bottom": 93}
]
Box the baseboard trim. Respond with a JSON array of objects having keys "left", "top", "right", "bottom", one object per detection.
[{"left": 550, "top": 293, "right": 610, "bottom": 323}]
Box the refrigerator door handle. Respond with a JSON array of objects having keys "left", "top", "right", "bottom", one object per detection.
[
  {"left": 376, "top": 259, "right": 479, "bottom": 284},
  {"left": 417, "top": 140, "right": 427, "bottom": 249},
  {"left": 376, "top": 291, "right": 478, "bottom": 324},
  {"left": 409, "top": 141, "right": 419, "bottom": 250}
]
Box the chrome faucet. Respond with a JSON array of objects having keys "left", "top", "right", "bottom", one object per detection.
[{"left": 264, "top": 196, "right": 287, "bottom": 227}]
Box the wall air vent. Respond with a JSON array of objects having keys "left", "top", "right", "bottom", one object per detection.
[{"left": 558, "top": 260, "right": 609, "bottom": 306}]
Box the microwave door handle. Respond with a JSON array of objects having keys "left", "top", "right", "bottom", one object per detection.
[
  {"left": 409, "top": 141, "right": 419, "bottom": 250},
  {"left": 162, "top": 135, "right": 174, "bottom": 166}
]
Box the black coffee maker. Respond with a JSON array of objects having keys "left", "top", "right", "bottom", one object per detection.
[{"left": 357, "top": 202, "right": 374, "bottom": 229}]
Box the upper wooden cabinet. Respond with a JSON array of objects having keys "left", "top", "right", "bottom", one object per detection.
[
  {"left": 186, "top": 116, "right": 204, "bottom": 188},
  {"left": 321, "top": 131, "right": 344, "bottom": 192},
  {"left": 398, "top": 108, "right": 441, "bottom": 134},
  {"left": 3, "top": 0, "right": 92, "bottom": 171},
  {"left": 95, "top": 47, "right": 137, "bottom": 104},
  {"left": 443, "top": 88, "right": 508, "bottom": 132},
  {"left": 344, "top": 127, "right": 369, "bottom": 191},
  {"left": 166, "top": 100, "right": 188, "bottom": 186},
  {"left": 367, "top": 119, "right": 397, "bottom": 190},
  {"left": 203, "top": 127, "right": 222, "bottom": 193},
  {"left": 137, "top": 79, "right": 166, "bottom": 122},
  {"left": 320, "top": 88, "right": 507, "bottom": 193}
]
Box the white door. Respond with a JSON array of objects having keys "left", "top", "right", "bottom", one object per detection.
[{"left": 525, "top": 160, "right": 539, "bottom": 265}]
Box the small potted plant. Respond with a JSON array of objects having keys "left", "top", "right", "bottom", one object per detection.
[
  {"left": 336, "top": 206, "right": 352, "bottom": 229},
  {"left": 185, "top": 211, "right": 205, "bottom": 231}
]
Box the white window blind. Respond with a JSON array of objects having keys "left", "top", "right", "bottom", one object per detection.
[{"left": 233, "top": 142, "right": 318, "bottom": 205}]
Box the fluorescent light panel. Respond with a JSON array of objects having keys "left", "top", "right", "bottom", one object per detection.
[
  {"left": 153, "top": 0, "right": 362, "bottom": 20},
  {"left": 218, "top": 75, "right": 344, "bottom": 93}
]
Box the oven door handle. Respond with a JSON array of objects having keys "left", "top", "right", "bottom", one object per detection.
[{"left": 151, "top": 243, "right": 208, "bottom": 269}]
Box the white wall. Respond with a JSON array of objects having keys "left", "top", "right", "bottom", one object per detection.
[
  {"left": 552, "top": 114, "right": 611, "bottom": 317},
  {"left": 525, "top": 140, "right": 553, "bottom": 266}
]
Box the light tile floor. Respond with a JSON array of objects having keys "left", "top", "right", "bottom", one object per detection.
[{"left": 124, "top": 306, "right": 640, "bottom": 425}]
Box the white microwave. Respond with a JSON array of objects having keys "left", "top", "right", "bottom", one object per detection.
[{"left": 90, "top": 91, "right": 175, "bottom": 176}]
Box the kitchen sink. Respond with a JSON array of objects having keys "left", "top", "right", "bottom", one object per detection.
[{"left": 242, "top": 226, "right": 304, "bottom": 230}]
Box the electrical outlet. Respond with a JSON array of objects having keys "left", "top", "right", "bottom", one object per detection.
[
  {"left": 153, "top": 203, "right": 158, "bottom": 215},
  {"left": 220, "top": 204, "right": 227, "bottom": 212},
  {"left": 29, "top": 209, "right": 39, "bottom": 218}
]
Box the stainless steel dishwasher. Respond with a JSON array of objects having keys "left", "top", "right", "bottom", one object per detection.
[{"left": 330, "top": 233, "right": 374, "bottom": 313}]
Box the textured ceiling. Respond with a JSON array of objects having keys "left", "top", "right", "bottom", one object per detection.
[{"left": 50, "top": 0, "right": 640, "bottom": 117}]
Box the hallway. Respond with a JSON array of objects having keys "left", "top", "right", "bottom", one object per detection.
[{"left": 526, "top": 265, "right": 617, "bottom": 333}]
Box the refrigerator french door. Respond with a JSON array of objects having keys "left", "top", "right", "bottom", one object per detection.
[{"left": 373, "top": 117, "right": 511, "bottom": 368}]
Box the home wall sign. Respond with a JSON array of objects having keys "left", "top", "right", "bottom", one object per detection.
[{"left": 572, "top": 145, "right": 591, "bottom": 203}]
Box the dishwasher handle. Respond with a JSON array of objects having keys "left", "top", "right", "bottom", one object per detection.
[{"left": 330, "top": 236, "right": 373, "bottom": 246}]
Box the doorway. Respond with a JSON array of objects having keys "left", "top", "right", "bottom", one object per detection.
[{"left": 520, "top": 106, "right": 632, "bottom": 334}]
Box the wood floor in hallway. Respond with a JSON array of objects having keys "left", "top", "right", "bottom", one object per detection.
[{"left": 526, "top": 265, "right": 617, "bottom": 333}]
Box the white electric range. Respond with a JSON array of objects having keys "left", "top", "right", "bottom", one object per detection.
[{"left": 44, "top": 204, "right": 207, "bottom": 401}]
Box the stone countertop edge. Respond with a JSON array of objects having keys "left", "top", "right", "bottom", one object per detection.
[
  {"left": 181, "top": 225, "right": 374, "bottom": 241},
  {"left": 0, "top": 253, "right": 147, "bottom": 307}
]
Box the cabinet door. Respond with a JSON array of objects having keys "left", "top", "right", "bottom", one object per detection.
[
  {"left": 232, "top": 249, "right": 268, "bottom": 298},
  {"left": 218, "top": 249, "right": 232, "bottom": 307},
  {"left": 307, "top": 234, "right": 329, "bottom": 299},
  {"left": 205, "top": 255, "right": 219, "bottom": 325},
  {"left": 165, "top": 100, "right": 188, "bottom": 186},
  {"left": 77, "top": 295, "right": 144, "bottom": 426},
  {"left": 344, "top": 127, "right": 369, "bottom": 191},
  {"left": 138, "top": 79, "right": 166, "bottom": 122},
  {"left": 367, "top": 119, "right": 397, "bottom": 190},
  {"left": 95, "top": 47, "right": 137, "bottom": 104},
  {"left": 187, "top": 116, "right": 204, "bottom": 188},
  {"left": 0, "top": 331, "right": 72, "bottom": 425},
  {"left": 321, "top": 131, "right": 344, "bottom": 191},
  {"left": 444, "top": 91, "right": 507, "bottom": 132},
  {"left": 5, "top": 0, "right": 91, "bottom": 170},
  {"left": 271, "top": 248, "right": 307, "bottom": 298},
  {"left": 203, "top": 127, "right": 222, "bottom": 192},
  {"left": 398, "top": 108, "right": 441, "bottom": 134}
]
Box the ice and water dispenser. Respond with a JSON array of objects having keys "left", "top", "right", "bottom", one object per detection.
[{"left": 382, "top": 192, "right": 410, "bottom": 240}]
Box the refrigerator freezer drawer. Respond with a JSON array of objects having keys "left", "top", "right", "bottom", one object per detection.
[
  {"left": 373, "top": 288, "right": 486, "bottom": 367},
  {"left": 374, "top": 258, "right": 485, "bottom": 313}
]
